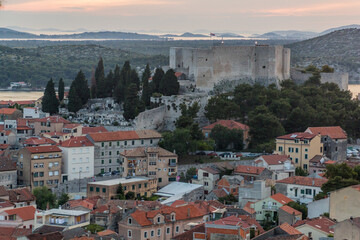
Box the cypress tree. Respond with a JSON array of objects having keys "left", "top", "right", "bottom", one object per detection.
[
  {"left": 152, "top": 68, "right": 164, "bottom": 93},
  {"left": 95, "top": 57, "right": 105, "bottom": 98},
  {"left": 114, "top": 61, "right": 131, "bottom": 103},
  {"left": 142, "top": 77, "right": 151, "bottom": 107},
  {"left": 42, "top": 79, "right": 59, "bottom": 115},
  {"left": 142, "top": 64, "right": 151, "bottom": 84},
  {"left": 58, "top": 78, "right": 64, "bottom": 102},
  {"left": 68, "top": 82, "right": 83, "bottom": 113},
  {"left": 90, "top": 69, "right": 97, "bottom": 99},
  {"left": 113, "top": 64, "right": 121, "bottom": 93},
  {"left": 159, "top": 69, "right": 180, "bottom": 96},
  {"left": 130, "top": 69, "right": 140, "bottom": 90},
  {"left": 123, "top": 83, "right": 141, "bottom": 121},
  {"left": 105, "top": 70, "right": 114, "bottom": 97},
  {"left": 73, "top": 70, "right": 90, "bottom": 105}
]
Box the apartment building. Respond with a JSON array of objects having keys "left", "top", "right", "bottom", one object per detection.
[
  {"left": 274, "top": 132, "right": 323, "bottom": 170},
  {"left": 32, "top": 116, "right": 70, "bottom": 135},
  {"left": 17, "top": 146, "right": 62, "bottom": 189},
  {"left": 121, "top": 147, "right": 177, "bottom": 187},
  {"left": 86, "top": 130, "right": 162, "bottom": 175}
]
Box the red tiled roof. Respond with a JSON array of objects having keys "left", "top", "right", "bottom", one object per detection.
[
  {"left": 23, "top": 137, "right": 56, "bottom": 146},
  {"left": 82, "top": 126, "right": 108, "bottom": 134},
  {"left": 276, "top": 176, "right": 328, "bottom": 187},
  {"left": 200, "top": 167, "right": 220, "bottom": 175},
  {"left": 89, "top": 130, "right": 161, "bottom": 142},
  {"left": 43, "top": 132, "right": 67, "bottom": 136},
  {"left": 60, "top": 136, "right": 94, "bottom": 148},
  {"left": 279, "top": 222, "right": 303, "bottom": 235},
  {"left": 36, "top": 116, "right": 70, "bottom": 124},
  {"left": 172, "top": 223, "right": 205, "bottom": 240},
  {"left": 25, "top": 145, "right": 61, "bottom": 154},
  {"left": 306, "top": 126, "right": 347, "bottom": 139},
  {"left": 277, "top": 132, "right": 317, "bottom": 141},
  {"left": 0, "top": 108, "right": 18, "bottom": 115},
  {"left": 211, "top": 188, "right": 229, "bottom": 198},
  {"left": 293, "top": 217, "right": 336, "bottom": 234},
  {"left": 0, "top": 201, "right": 14, "bottom": 208},
  {"left": 209, "top": 215, "right": 249, "bottom": 227},
  {"left": 0, "top": 144, "right": 10, "bottom": 150},
  {"left": 243, "top": 201, "right": 255, "bottom": 214},
  {"left": 17, "top": 126, "right": 33, "bottom": 130},
  {"left": 5, "top": 205, "right": 36, "bottom": 221},
  {"left": 258, "top": 155, "right": 291, "bottom": 165},
  {"left": 203, "top": 120, "right": 249, "bottom": 131},
  {"left": 0, "top": 157, "right": 16, "bottom": 172},
  {"left": 270, "top": 193, "right": 293, "bottom": 205},
  {"left": 97, "top": 229, "right": 116, "bottom": 236},
  {"left": 171, "top": 200, "right": 187, "bottom": 207},
  {"left": 280, "top": 205, "right": 302, "bottom": 216},
  {"left": 175, "top": 72, "right": 184, "bottom": 78},
  {"left": 7, "top": 187, "right": 35, "bottom": 202},
  {"left": 235, "top": 165, "right": 266, "bottom": 175},
  {"left": 14, "top": 100, "right": 35, "bottom": 105},
  {"left": 0, "top": 186, "right": 8, "bottom": 196},
  {"left": 63, "top": 123, "right": 81, "bottom": 129}
]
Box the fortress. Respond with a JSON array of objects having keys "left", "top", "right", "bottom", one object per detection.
[{"left": 169, "top": 45, "right": 291, "bottom": 90}]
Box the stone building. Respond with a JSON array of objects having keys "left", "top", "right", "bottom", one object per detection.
[
  {"left": 332, "top": 217, "right": 360, "bottom": 240},
  {"left": 169, "top": 45, "right": 291, "bottom": 91},
  {"left": 87, "top": 130, "right": 162, "bottom": 175},
  {"left": 120, "top": 147, "right": 177, "bottom": 188},
  {"left": 17, "top": 146, "right": 62, "bottom": 189},
  {"left": 329, "top": 184, "right": 360, "bottom": 222},
  {"left": 0, "top": 156, "right": 17, "bottom": 189},
  {"left": 305, "top": 126, "right": 347, "bottom": 161}
]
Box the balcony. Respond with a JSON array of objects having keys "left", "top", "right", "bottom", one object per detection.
[
  {"left": 262, "top": 205, "right": 278, "bottom": 211},
  {"left": 168, "top": 172, "right": 177, "bottom": 176},
  {"left": 283, "top": 166, "right": 295, "bottom": 172},
  {"left": 169, "top": 162, "right": 176, "bottom": 167}
]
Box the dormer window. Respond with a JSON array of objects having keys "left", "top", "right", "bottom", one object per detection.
[
  {"left": 157, "top": 216, "right": 161, "bottom": 223},
  {"left": 171, "top": 214, "right": 175, "bottom": 221},
  {"left": 128, "top": 218, "right": 132, "bottom": 225}
]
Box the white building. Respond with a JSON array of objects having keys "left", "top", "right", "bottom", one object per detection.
[
  {"left": 255, "top": 155, "right": 295, "bottom": 180},
  {"left": 191, "top": 167, "right": 220, "bottom": 195},
  {"left": 23, "top": 107, "right": 49, "bottom": 119},
  {"left": 59, "top": 136, "right": 95, "bottom": 182}
]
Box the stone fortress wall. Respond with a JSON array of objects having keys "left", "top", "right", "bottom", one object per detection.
[{"left": 169, "top": 45, "right": 291, "bottom": 90}]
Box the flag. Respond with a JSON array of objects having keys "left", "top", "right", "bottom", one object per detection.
[{"left": 210, "top": 33, "right": 216, "bottom": 36}]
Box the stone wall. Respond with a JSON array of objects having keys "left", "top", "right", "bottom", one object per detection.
[{"left": 290, "top": 68, "right": 349, "bottom": 90}]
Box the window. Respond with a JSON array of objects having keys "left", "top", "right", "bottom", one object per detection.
[
  {"left": 39, "top": 163, "right": 44, "bottom": 168},
  {"left": 96, "top": 187, "right": 100, "bottom": 192},
  {"left": 305, "top": 154, "right": 308, "bottom": 159},
  {"left": 128, "top": 230, "right": 132, "bottom": 238},
  {"left": 54, "top": 171, "right": 59, "bottom": 176},
  {"left": 101, "top": 152, "right": 104, "bottom": 156},
  {"left": 305, "top": 148, "right": 308, "bottom": 152},
  {"left": 34, "top": 163, "right": 38, "bottom": 168},
  {"left": 117, "top": 141, "right": 120, "bottom": 146},
  {"left": 296, "top": 148, "right": 299, "bottom": 153},
  {"left": 288, "top": 147, "right": 292, "bottom": 153},
  {"left": 158, "top": 178, "right": 162, "bottom": 183},
  {"left": 49, "top": 162, "right": 53, "bottom": 168},
  {"left": 157, "top": 229, "right": 161, "bottom": 236},
  {"left": 203, "top": 172, "right": 209, "bottom": 177},
  {"left": 86, "top": 167, "right": 89, "bottom": 172},
  {"left": 144, "top": 232, "right": 148, "bottom": 238},
  {"left": 145, "top": 183, "right": 148, "bottom": 188},
  {"left": 295, "top": 158, "right": 299, "bottom": 163},
  {"left": 109, "top": 142, "right": 112, "bottom": 147},
  {"left": 139, "top": 184, "right": 142, "bottom": 189},
  {"left": 109, "top": 159, "right": 112, "bottom": 164},
  {"left": 101, "top": 142, "right": 104, "bottom": 147},
  {"left": 117, "top": 151, "right": 119, "bottom": 155},
  {"left": 132, "top": 140, "right": 135, "bottom": 145},
  {"left": 320, "top": 147, "right": 323, "bottom": 153},
  {"left": 90, "top": 187, "right": 94, "bottom": 192},
  {"left": 54, "top": 162, "right": 59, "bottom": 167},
  {"left": 141, "top": 139, "right": 144, "bottom": 145},
  {"left": 204, "top": 181, "right": 209, "bottom": 186},
  {"left": 295, "top": 140, "right": 299, "bottom": 143},
  {"left": 166, "top": 227, "right": 170, "bottom": 234},
  {"left": 304, "top": 140, "right": 308, "bottom": 144},
  {"left": 102, "top": 188, "right": 106, "bottom": 193},
  {"left": 72, "top": 168, "right": 76, "bottom": 173},
  {"left": 176, "top": 226, "right": 179, "bottom": 233},
  {"left": 124, "top": 141, "right": 127, "bottom": 146},
  {"left": 33, "top": 181, "right": 38, "bottom": 186},
  {"left": 301, "top": 189, "right": 305, "bottom": 194},
  {"left": 303, "top": 164, "right": 308, "bottom": 170},
  {"left": 49, "top": 171, "right": 53, "bottom": 176},
  {"left": 109, "top": 151, "right": 112, "bottom": 156},
  {"left": 335, "top": 147, "right": 338, "bottom": 152},
  {"left": 306, "top": 189, "right": 312, "bottom": 195},
  {"left": 150, "top": 139, "right": 153, "bottom": 144},
  {"left": 33, "top": 172, "right": 38, "bottom": 178},
  {"left": 132, "top": 185, "right": 135, "bottom": 190},
  {"left": 151, "top": 230, "right": 154, "bottom": 237},
  {"left": 157, "top": 217, "right": 161, "bottom": 223},
  {"left": 101, "top": 160, "right": 104, "bottom": 164},
  {"left": 39, "top": 172, "right": 44, "bottom": 177}
]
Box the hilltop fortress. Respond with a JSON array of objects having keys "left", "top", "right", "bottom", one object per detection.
[{"left": 169, "top": 45, "right": 291, "bottom": 90}]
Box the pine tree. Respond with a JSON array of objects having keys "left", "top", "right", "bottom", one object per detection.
[
  {"left": 73, "top": 70, "right": 90, "bottom": 105},
  {"left": 95, "top": 57, "right": 105, "bottom": 98},
  {"left": 113, "top": 64, "right": 121, "bottom": 94},
  {"left": 142, "top": 64, "right": 151, "bottom": 84},
  {"left": 130, "top": 69, "right": 140, "bottom": 90},
  {"left": 105, "top": 70, "right": 114, "bottom": 97},
  {"left": 152, "top": 68, "right": 164, "bottom": 93},
  {"left": 90, "top": 68, "right": 97, "bottom": 98},
  {"left": 68, "top": 82, "right": 83, "bottom": 113},
  {"left": 42, "top": 79, "right": 59, "bottom": 115},
  {"left": 159, "top": 69, "right": 180, "bottom": 96},
  {"left": 58, "top": 78, "right": 64, "bottom": 102}
]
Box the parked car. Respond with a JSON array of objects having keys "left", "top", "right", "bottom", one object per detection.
[
  {"left": 207, "top": 152, "right": 218, "bottom": 156},
  {"left": 112, "top": 170, "right": 120, "bottom": 175},
  {"left": 196, "top": 151, "right": 206, "bottom": 155},
  {"left": 219, "top": 152, "right": 232, "bottom": 157},
  {"left": 100, "top": 172, "right": 112, "bottom": 177}
]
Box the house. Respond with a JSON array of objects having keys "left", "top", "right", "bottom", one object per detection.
[
  {"left": 118, "top": 204, "right": 206, "bottom": 240},
  {"left": 329, "top": 184, "right": 360, "bottom": 221},
  {"left": 202, "top": 120, "right": 250, "bottom": 147},
  {"left": 307, "top": 197, "right": 330, "bottom": 219},
  {"left": 34, "top": 208, "right": 90, "bottom": 230},
  {"left": 305, "top": 126, "right": 347, "bottom": 161},
  {"left": 274, "top": 132, "right": 323, "bottom": 170},
  {"left": 0, "top": 156, "right": 17, "bottom": 189},
  {"left": 255, "top": 154, "right": 295, "bottom": 180},
  {"left": 32, "top": 116, "right": 71, "bottom": 135},
  {"left": 59, "top": 136, "right": 95, "bottom": 182},
  {"left": 0, "top": 108, "right": 22, "bottom": 121},
  {"left": 0, "top": 226, "right": 32, "bottom": 239},
  {"left": 192, "top": 167, "right": 220, "bottom": 195},
  {"left": 294, "top": 217, "right": 336, "bottom": 240},
  {"left": 82, "top": 126, "right": 108, "bottom": 135},
  {"left": 6, "top": 187, "right": 36, "bottom": 207},
  {"left": 253, "top": 222, "right": 308, "bottom": 240},
  {"left": 23, "top": 107, "right": 49, "bottom": 119},
  {"left": 154, "top": 182, "right": 204, "bottom": 205},
  {"left": 86, "top": 130, "right": 162, "bottom": 175},
  {"left": 87, "top": 177, "right": 157, "bottom": 200},
  {"left": 204, "top": 215, "right": 264, "bottom": 240},
  {"left": 215, "top": 175, "right": 244, "bottom": 197},
  {"left": 121, "top": 147, "right": 178, "bottom": 187},
  {"left": 234, "top": 165, "right": 273, "bottom": 182},
  {"left": 308, "top": 155, "right": 336, "bottom": 174},
  {"left": 278, "top": 205, "right": 302, "bottom": 225},
  {"left": 238, "top": 180, "right": 271, "bottom": 208},
  {"left": 17, "top": 146, "right": 62, "bottom": 189},
  {"left": 0, "top": 205, "right": 36, "bottom": 229},
  {"left": 276, "top": 176, "right": 328, "bottom": 204},
  {"left": 23, "top": 137, "right": 56, "bottom": 147},
  {"left": 253, "top": 193, "right": 293, "bottom": 223},
  {"left": 332, "top": 217, "right": 360, "bottom": 240}
]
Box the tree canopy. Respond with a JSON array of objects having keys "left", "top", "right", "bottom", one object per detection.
[
  {"left": 33, "top": 187, "right": 57, "bottom": 210},
  {"left": 42, "top": 79, "right": 59, "bottom": 115},
  {"left": 58, "top": 78, "right": 64, "bottom": 102}
]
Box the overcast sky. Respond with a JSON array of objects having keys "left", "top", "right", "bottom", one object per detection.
[{"left": 1, "top": 0, "right": 360, "bottom": 34}]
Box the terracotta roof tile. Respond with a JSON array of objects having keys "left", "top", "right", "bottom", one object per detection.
[
  {"left": 88, "top": 131, "right": 139, "bottom": 142},
  {"left": 172, "top": 223, "right": 205, "bottom": 240},
  {"left": 25, "top": 145, "right": 62, "bottom": 154},
  {"left": 97, "top": 229, "right": 117, "bottom": 236},
  {"left": 258, "top": 155, "right": 291, "bottom": 165},
  {"left": 82, "top": 126, "right": 108, "bottom": 134},
  {"left": 36, "top": 116, "right": 70, "bottom": 124},
  {"left": 293, "top": 217, "right": 336, "bottom": 234},
  {"left": 135, "top": 130, "right": 162, "bottom": 139},
  {"left": 243, "top": 201, "right": 255, "bottom": 214},
  {"left": 0, "top": 186, "right": 8, "bottom": 196},
  {"left": 277, "top": 132, "right": 318, "bottom": 141},
  {"left": 7, "top": 187, "right": 36, "bottom": 202},
  {"left": 0, "top": 108, "right": 18, "bottom": 115},
  {"left": 280, "top": 205, "right": 302, "bottom": 216},
  {"left": 0, "top": 201, "right": 14, "bottom": 208},
  {"left": 23, "top": 137, "right": 56, "bottom": 146},
  {"left": 5, "top": 205, "right": 36, "bottom": 221},
  {"left": 270, "top": 193, "right": 293, "bottom": 205},
  {"left": 203, "top": 120, "right": 249, "bottom": 131},
  {"left": 235, "top": 165, "right": 266, "bottom": 175},
  {"left": 276, "top": 176, "right": 328, "bottom": 188},
  {"left": 60, "top": 136, "right": 94, "bottom": 148},
  {"left": 279, "top": 222, "right": 303, "bottom": 235},
  {"left": 200, "top": 167, "right": 219, "bottom": 175},
  {"left": 306, "top": 126, "right": 347, "bottom": 139},
  {"left": 0, "top": 157, "right": 16, "bottom": 172},
  {"left": 63, "top": 123, "right": 81, "bottom": 129}
]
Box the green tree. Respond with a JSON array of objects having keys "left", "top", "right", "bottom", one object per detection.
[
  {"left": 58, "top": 193, "right": 70, "bottom": 206},
  {"left": 159, "top": 69, "right": 179, "bottom": 96},
  {"left": 58, "top": 78, "right": 64, "bottom": 102},
  {"left": 321, "top": 65, "right": 334, "bottom": 73},
  {"left": 72, "top": 70, "right": 90, "bottom": 105},
  {"left": 68, "top": 82, "right": 83, "bottom": 113},
  {"left": 152, "top": 68, "right": 164, "bottom": 93},
  {"left": 205, "top": 94, "right": 240, "bottom": 121},
  {"left": 33, "top": 187, "right": 57, "bottom": 210},
  {"left": 85, "top": 224, "right": 105, "bottom": 234},
  {"left": 305, "top": 64, "right": 319, "bottom": 72},
  {"left": 295, "top": 167, "right": 308, "bottom": 176},
  {"left": 287, "top": 201, "right": 308, "bottom": 219},
  {"left": 218, "top": 194, "right": 238, "bottom": 204},
  {"left": 141, "top": 76, "right": 152, "bottom": 107},
  {"left": 123, "top": 83, "right": 144, "bottom": 120},
  {"left": 210, "top": 125, "right": 243, "bottom": 151},
  {"left": 116, "top": 183, "right": 125, "bottom": 199},
  {"left": 142, "top": 64, "right": 151, "bottom": 84},
  {"left": 125, "top": 191, "right": 135, "bottom": 200},
  {"left": 114, "top": 61, "right": 131, "bottom": 103},
  {"left": 130, "top": 69, "right": 140, "bottom": 90},
  {"left": 104, "top": 70, "right": 114, "bottom": 97},
  {"left": 42, "top": 79, "right": 59, "bottom": 115},
  {"left": 113, "top": 64, "right": 121, "bottom": 97},
  {"left": 159, "top": 128, "right": 193, "bottom": 156},
  {"left": 95, "top": 57, "right": 105, "bottom": 98},
  {"left": 186, "top": 167, "right": 197, "bottom": 181}
]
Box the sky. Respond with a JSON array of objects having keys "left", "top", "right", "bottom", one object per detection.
[{"left": 1, "top": 0, "right": 360, "bottom": 34}]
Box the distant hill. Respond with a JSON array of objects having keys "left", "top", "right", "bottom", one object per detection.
[
  {"left": 180, "top": 32, "right": 209, "bottom": 38},
  {"left": 286, "top": 28, "right": 360, "bottom": 83},
  {"left": 320, "top": 24, "right": 360, "bottom": 35},
  {"left": 0, "top": 28, "right": 37, "bottom": 38},
  {"left": 255, "top": 30, "right": 318, "bottom": 40},
  {"left": 217, "top": 33, "right": 244, "bottom": 38}
]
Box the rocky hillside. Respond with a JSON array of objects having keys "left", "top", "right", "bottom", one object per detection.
[{"left": 287, "top": 28, "right": 360, "bottom": 83}]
